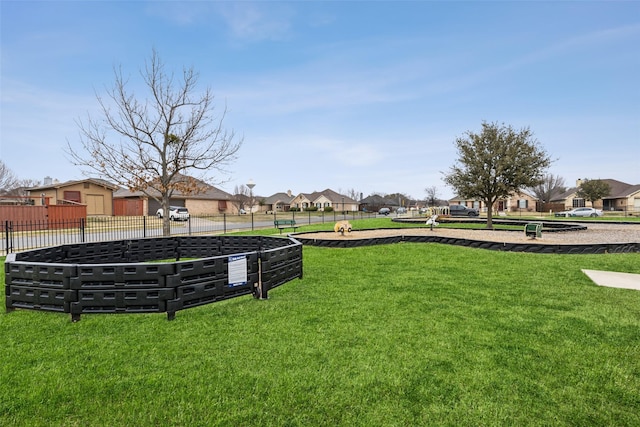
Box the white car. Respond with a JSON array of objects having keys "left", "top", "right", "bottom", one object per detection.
[
  {"left": 156, "top": 206, "right": 190, "bottom": 221},
  {"left": 555, "top": 207, "right": 603, "bottom": 217}
]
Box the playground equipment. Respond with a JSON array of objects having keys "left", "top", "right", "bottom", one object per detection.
[
  {"left": 426, "top": 214, "right": 440, "bottom": 230},
  {"left": 334, "top": 220, "right": 352, "bottom": 235}
]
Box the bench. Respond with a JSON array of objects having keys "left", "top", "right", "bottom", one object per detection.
[
  {"left": 524, "top": 222, "right": 542, "bottom": 239},
  {"left": 274, "top": 219, "right": 298, "bottom": 234}
]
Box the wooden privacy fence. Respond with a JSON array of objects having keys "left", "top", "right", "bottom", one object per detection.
[
  {"left": 113, "top": 199, "right": 144, "bottom": 216},
  {"left": 0, "top": 205, "right": 87, "bottom": 231}
]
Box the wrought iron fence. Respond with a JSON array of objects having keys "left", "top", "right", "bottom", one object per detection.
[{"left": 2, "top": 211, "right": 377, "bottom": 255}]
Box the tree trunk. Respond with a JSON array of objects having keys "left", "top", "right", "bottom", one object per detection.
[
  {"left": 162, "top": 195, "right": 171, "bottom": 237},
  {"left": 485, "top": 197, "right": 496, "bottom": 230},
  {"left": 486, "top": 208, "right": 494, "bottom": 230}
]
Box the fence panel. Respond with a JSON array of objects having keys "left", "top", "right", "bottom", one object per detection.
[
  {"left": 0, "top": 206, "right": 47, "bottom": 228},
  {"left": 47, "top": 205, "right": 87, "bottom": 229},
  {"left": 6, "top": 236, "right": 302, "bottom": 321}
]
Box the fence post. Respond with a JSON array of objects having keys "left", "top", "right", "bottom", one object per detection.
[
  {"left": 251, "top": 212, "right": 254, "bottom": 231},
  {"left": 188, "top": 217, "right": 192, "bottom": 235},
  {"left": 80, "top": 218, "right": 86, "bottom": 242},
  {"left": 256, "top": 250, "right": 267, "bottom": 300},
  {"left": 143, "top": 216, "right": 147, "bottom": 238},
  {"left": 223, "top": 213, "right": 227, "bottom": 234},
  {"left": 4, "top": 220, "right": 11, "bottom": 254}
]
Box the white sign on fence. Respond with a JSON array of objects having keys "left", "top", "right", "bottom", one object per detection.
[{"left": 228, "top": 255, "right": 247, "bottom": 287}]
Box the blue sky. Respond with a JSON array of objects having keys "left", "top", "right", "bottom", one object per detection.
[{"left": 1, "top": 1, "right": 639, "bottom": 201}]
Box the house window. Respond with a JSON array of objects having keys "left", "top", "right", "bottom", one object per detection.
[
  {"left": 63, "top": 191, "right": 81, "bottom": 204},
  {"left": 473, "top": 201, "right": 480, "bottom": 209},
  {"left": 518, "top": 199, "right": 528, "bottom": 209},
  {"left": 572, "top": 198, "right": 586, "bottom": 208}
]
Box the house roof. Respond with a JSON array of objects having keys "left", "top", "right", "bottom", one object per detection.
[
  {"left": 113, "top": 176, "right": 233, "bottom": 201},
  {"left": 264, "top": 192, "right": 294, "bottom": 204},
  {"left": 602, "top": 180, "right": 640, "bottom": 199},
  {"left": 614, "top": 184, "right": 640, "bottom": 198},
  {"left": 29, "top": 178, "right": 119, "bottom": 191},
  {"left": 551, "top": 187, "right": 576, "bottom": 202},
  {"left": 296, "top": 189, "right": 358, "bottom": 204}
]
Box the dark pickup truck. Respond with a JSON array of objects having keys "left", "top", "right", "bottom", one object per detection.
[{"left": 448, "top": 205, "right": 480, "bottom": 217}]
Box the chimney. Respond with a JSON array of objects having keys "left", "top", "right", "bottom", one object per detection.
[
  {"left": 576, "top": 179, "right": 583, "bottom": 187},
  {"left": 287, "top": 189, "right": 292, "bottom": 197},
  {"left": 44, "top": 176, "right": 52, "bottom": 186}
]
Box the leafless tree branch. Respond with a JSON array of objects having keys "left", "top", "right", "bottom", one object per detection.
[{"left": 66, "top": 49, "right": 242, "bottom": 235}]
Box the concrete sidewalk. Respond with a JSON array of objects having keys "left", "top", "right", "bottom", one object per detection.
[{"left": 582, "top": 269, "right": 640, "bottom": 291}]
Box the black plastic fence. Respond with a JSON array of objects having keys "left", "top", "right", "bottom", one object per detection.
[
  {"left": 1, "top": 211, "right": 377, "bottom": 256},
  {"left": 5, "top": 235, "right": 302, "bottom": 321}
]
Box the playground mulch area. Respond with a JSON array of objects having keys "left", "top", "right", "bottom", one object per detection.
[{"left": 308, "top": 223, "right": 640, "bottom": 245}]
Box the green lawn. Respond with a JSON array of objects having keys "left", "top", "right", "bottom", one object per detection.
[{"left": 2, "top": 231, "right": 640, "bottom": 426}]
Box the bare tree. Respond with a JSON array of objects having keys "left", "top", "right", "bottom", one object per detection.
[
  {"left": 443, "top": 122, "right": 551, "bottom": 229},
  {"left": 0, "top": 160, "right": 18, "bottom": 195},
  {"left": 67, "top": 50, "right": 242, "bottom": 235},
  {"left": 529, "top": 174, "right": 566, "bottom": 206},
  {"left": 341, "top": 188, "right": 362, "bottom": 202},
  {"left": 425, "top": 186, "right": 439, "bottom": 207},
  {"left": 232, "top": 184, "right": 250, "bottom": 213},
  {"left": 4, "top": 179, "right": 41, "bottom": 204}
]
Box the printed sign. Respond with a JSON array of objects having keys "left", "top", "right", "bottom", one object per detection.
[{"left": 228, "top": 255, "right": 247, "bottom": 287}]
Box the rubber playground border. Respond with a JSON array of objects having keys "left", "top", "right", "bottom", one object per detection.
[{"left": 292, "top": 219, "right": 639, "bottom": 254}]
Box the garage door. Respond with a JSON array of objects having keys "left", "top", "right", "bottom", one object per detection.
[{"left": 86, "top": 194, "right": 105, "bottom": 215}]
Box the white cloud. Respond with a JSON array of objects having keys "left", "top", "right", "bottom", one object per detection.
[{"left": 216, "top": 3, "right": 294, "bottom": 42}]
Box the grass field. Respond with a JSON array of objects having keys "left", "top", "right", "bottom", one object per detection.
[{"left": 1, "top": 224, "right": 640, "bottom": 426}]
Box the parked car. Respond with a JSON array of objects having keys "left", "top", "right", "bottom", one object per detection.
[
  {"left": 378, "top": 207, "right": 391, "bottom": 216},
  {"left": 396, "top": 207, "right": 407, "bottom": 214},
  {"left": 448, "top": 204, "right": 479, "bottom": 217},
  {"left": 156, "top": 206, "right": 190, "bottom": 221},
  {"left": 554, "top": 207, "right": 603, "bottom": 217}
]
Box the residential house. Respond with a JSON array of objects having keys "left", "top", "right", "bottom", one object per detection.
[
  {"left": 359, "top": 194, "right": 397, "bottom": 212},
  {"left": 263, "top": 191, "right": 294, "bottom": 213},
  {"left": 552, "top": 179, "right": 640, "bottom": 213},
  {"left": 27, "top": 178, "right": 118, "bottom": 216},
  {"left": 449, "top": 190, "right": 538, "bottom": 213},
  {"left": 113, "top": 178, "right": 235, "bottom": 216},
  {"left": 290, "top": 189, "right": 359, "bottom": 212},
  {"left": 502, "top": 191, "right": 538, "bottom": 213}
]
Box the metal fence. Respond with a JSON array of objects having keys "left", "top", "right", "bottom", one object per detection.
[{"left": 2, "top": 211, "right": 377, "bottom": 255}]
